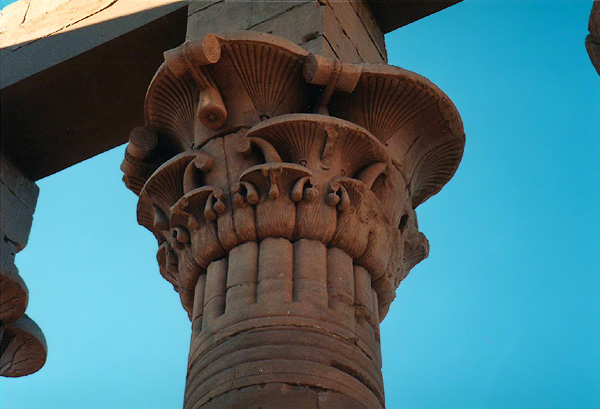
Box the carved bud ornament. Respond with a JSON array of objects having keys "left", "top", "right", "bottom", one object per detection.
[{"left": 122, "top": 32, "right": 464, "bottom": 409}]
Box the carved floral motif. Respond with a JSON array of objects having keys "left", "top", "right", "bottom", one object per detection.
[{"left": 122, "top": 32, "right": 464, "bottom": 409}]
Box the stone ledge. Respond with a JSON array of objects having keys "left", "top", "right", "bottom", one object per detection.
[{"left": 1, "top": 0, "right": 188, "bottom": 88}]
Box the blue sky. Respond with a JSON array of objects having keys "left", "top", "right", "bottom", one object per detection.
[{"left": 2, "top": 1, "right": 599, "bottom": 408}]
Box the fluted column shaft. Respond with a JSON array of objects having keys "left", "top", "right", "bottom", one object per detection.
[{"left": 185, "top": 238, "right": 383, "bottom": 408}]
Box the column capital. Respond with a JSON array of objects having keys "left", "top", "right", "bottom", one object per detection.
[{"left": 122, "top": 31, "right": 464, "bottom": 408}]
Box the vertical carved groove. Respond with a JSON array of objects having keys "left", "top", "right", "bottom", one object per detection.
[
  {"left": 360, "top": 76, "right": 437, "bottom": 144},
  {"left": 224, "top": 43, "right": 303, "bottom": 117},
  {"left": 257, "top": 238, "right": 293, "bottom": 304},
  {"left": 326, "top": 248, "right": 355, "bottom": 315},
  {"left": 192, "top": 274, "right": 206, "bottom": 333},
  {"left": 184, "top": 242, "right": 384, "bottom": 409},
  {"left": 225, "top": 242, "right": 258, "bottom": 312},
  {"left": 353, "top": 265, "right": 372, "bottom": 320},
  {"left": 292, "top": 239, "right": 328, "bottom": 304},
  {"left": 203, "top": 258, "right": 227, "bottom": 328}
]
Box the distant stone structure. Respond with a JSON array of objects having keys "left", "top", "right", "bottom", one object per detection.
[
  {"left": 1, "top": 0, "right": 468, "bottom": 406},
  {"left": 586, "top": 1, "right": 600, "bottom": 74}
]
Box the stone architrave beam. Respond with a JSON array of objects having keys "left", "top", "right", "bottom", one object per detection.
[
  {"left": 121, "top": 32, "right": 465, "bottom": 408},
  {"left": 1, "top": 0, "right": 189, "bottom": 180},
  {"left": 1, "top": 0, "right": 462, "bottom": 181}
]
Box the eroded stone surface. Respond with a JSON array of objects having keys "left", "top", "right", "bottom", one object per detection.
[
  {"left": 0, "top": 315, "right": 47, "bottom": 377},
  {"left": 0, "top": 153, "right": 46, "bottom": 378},
  {"left": 122, "top": 32, "right": 464, "bottom": 408}
]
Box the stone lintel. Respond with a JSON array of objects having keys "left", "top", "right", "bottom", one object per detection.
[{"left": 1, "top": 1, "right": 188, "bottom": 180}]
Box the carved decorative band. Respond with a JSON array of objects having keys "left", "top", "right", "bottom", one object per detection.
[
  {"left": 184, "top": 333, "right": 384, "bottom": 409},
  {"left": 124, "top": 31, "right": 465, "bottom": 224},
  {"left": 188, "top": 240, "right": 380, "bottom": 342},
  {"left": 134, "top": 115, "right": 408, "bottom": 319}
]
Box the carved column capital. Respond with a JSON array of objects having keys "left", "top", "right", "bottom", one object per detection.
[
  {"left": 122, "top": 32, "right": 464, "bottom": 409},
  {"left": 0, "top": 264, "right": 47, "bottom": 377}
]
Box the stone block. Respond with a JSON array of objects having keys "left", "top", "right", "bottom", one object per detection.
[
  {"left": 346, "top": 0, "right": 386, "bottom": 59},
  {"left": 226, "top": 241, "right": 258, "bottom": 288},
  {"left": 301, "top": 34, "right": 337, "bottom": 58},
  {"left": 249, "top": 1, "right": 324, "bottom": 46},
  {"left": 322, "top": 5, "right": 362, "bottom": 63},
  {"left": 0, "top": 153, "right": 39, "bottom": 211},
  {"left": 0, "top": 183, "right": 35, "bottom": 251},
  {"left": 324, "top": 0, "right": 385, "bottom": 63},
  {"left": 187, "top": 0, "right": 311, "bottom": 40},
  {"left": 186, "top": 0, "right": 386, "bottom": 63},
  {"left": 0, "top": 234, "right": 18, "bottom": 269}
]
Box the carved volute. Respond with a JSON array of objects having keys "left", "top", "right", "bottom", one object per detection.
[{"left": 122, "top": 32, "right": 464, "bottom": 409}]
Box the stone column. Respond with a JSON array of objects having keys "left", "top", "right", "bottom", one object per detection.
[
  {"left": 121, "top": 31, "right": 464, "bottom": 408},
  {"left": 586, "top": 0, "right": 600, "bottom": 75},
  {"left": 0, "top": 153, "right": 47, "bottom": 377}
]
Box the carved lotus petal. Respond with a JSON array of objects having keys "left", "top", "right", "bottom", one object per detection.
[
  {"left": 328, "top": 177, "right": 380, "bottom": 260},
  {"left": 168, "top": 186, "right": 227, "bottom": 270},
  {"left": 137, "top": 151, "right": 200, "bottom": 231},
  {"left": 245, "top": 114, "right": 389, "bottom": 179},
  {"left": 329, "top": 64, "right": 465, "bottom": 208},
  {"left": 175, "top": 248, "right": 204, "bottom": 299},
  {"left": 239, "top": 163, "right": 312, "bottom": 199},
  {"left": 330, "top": 208, "right": 370, "bottom": 260},
  {"left": 219, "top": 32, "right": 308, "bottom": 119},
  {"left": 357, "top": 224, "right": 395, "bottom": 283},
  {"left": 403, "top": 222, "right": 430, "bottom": 277},
  {"left": 144, "top": 31, "right": 311, "bottom": 154},
  {"left": 294, "top": 198, "right": 337, "bottom": 243},
  {"left": 170, "top": 186, "right": 225, "bottom": 227},
  {"left": 329, "top": 177, "right": 368, "bottom": 211},
  {"left": 238, "top": 164, "right": 311, "bottom": 240},
  {"left": 145, "top": 64, "right": 197, "bottom": 150}
]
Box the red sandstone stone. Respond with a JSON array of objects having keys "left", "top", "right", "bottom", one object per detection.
[{"left": 121, "top": 31, "right": 464, "bottom": 408}]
